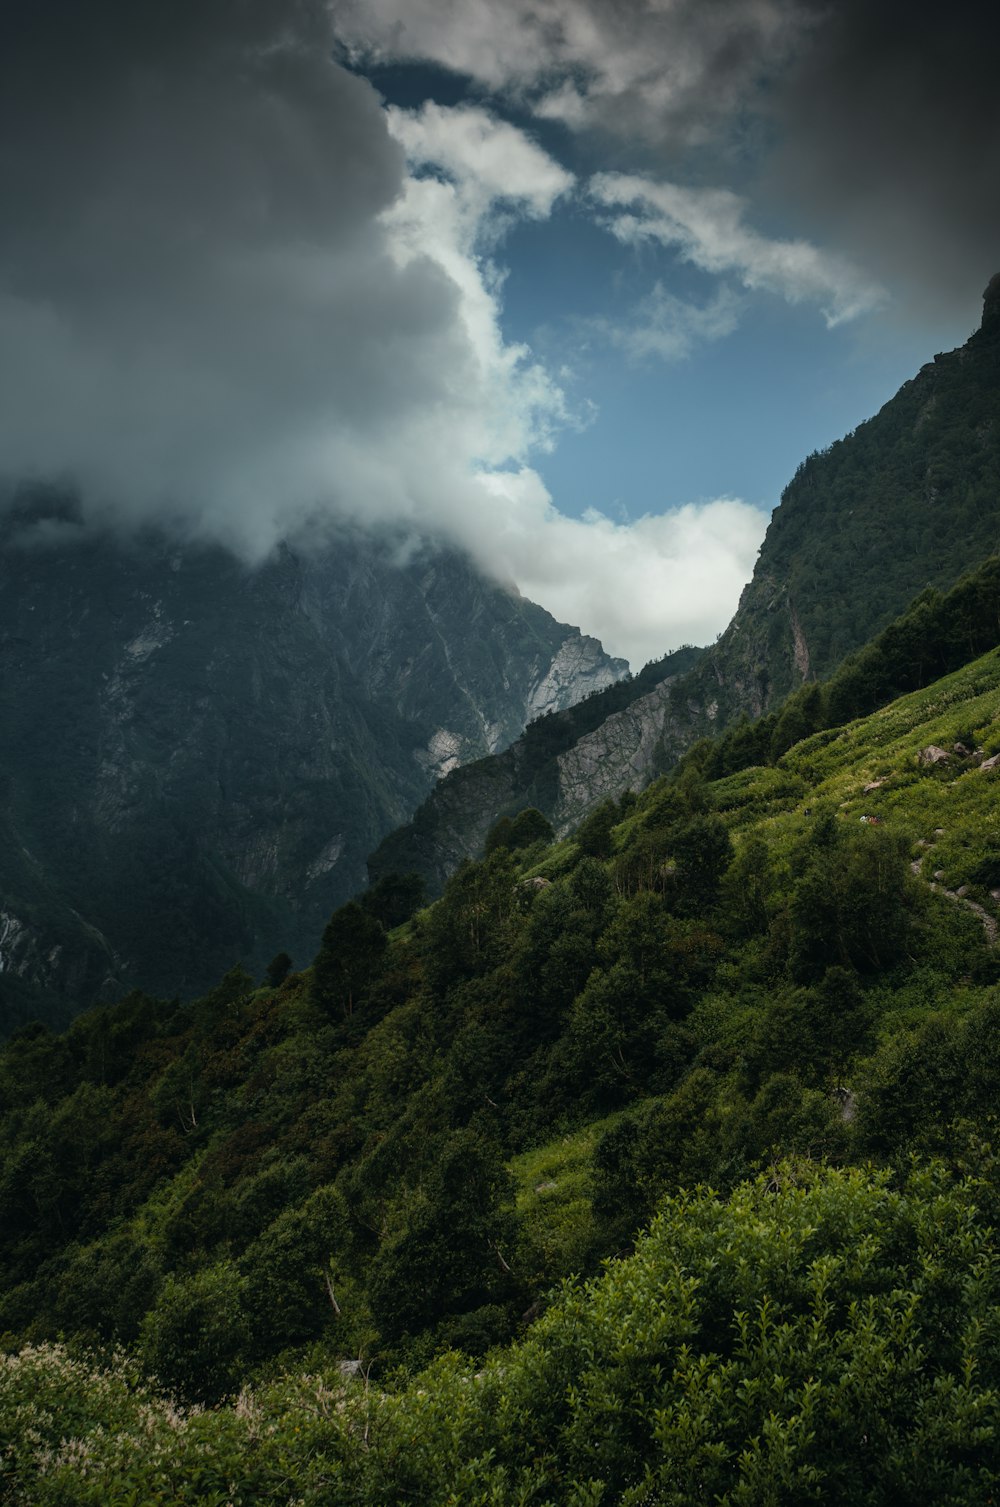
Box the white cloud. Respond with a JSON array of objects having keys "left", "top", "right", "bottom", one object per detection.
[
  {"left": 386, "top": 101, "right": 574, "bottom": 226},
  {"left": 467, "top": 471, "right": 768, "bottom": 667},
  {"left": 332, "top": 0, "right": 808, "bottom": 146},
  {"left": 1, "top": 11, "right": 766, "bottom": 671},
  {"left": 591, "top": 173, "right": 886, "bottom": 326},
  {"left": 589, "top": 283, "right": 742, "bottom": 363},
  {"left": 377, "top": 103, "right": 574, "bottom": 468}
]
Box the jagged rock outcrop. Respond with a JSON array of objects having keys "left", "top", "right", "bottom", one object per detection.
[
  {"left": 0, "top": 505, "right": 625, "bottom": 1028},
  {"left": 372, "top": 278, "right": 1000, "bottom": 894},
  {"left": 526, "top": 635, "right": 623, "bottom": 720},
  {"left": 369, "top": 646, "right": 702, "bottom": 893}
]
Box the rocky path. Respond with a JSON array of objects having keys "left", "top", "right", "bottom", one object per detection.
[{"left": 910, "top": 833, "right": 999, "bottom": 947}]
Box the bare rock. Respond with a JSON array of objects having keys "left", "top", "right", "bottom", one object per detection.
[
  {"left": 919, "top": 745, "right": 951, "bottom": 765},
  {"left": 981, "top": 753, "right": 1000, "bottom": 770}
]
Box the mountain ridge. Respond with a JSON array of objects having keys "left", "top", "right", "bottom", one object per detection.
[
  {"left": 0, "top": 511, "right": 625, "bottom": 1030},
  {"left": 373, "top": 277, "right": 1000, "bottom": 894}
]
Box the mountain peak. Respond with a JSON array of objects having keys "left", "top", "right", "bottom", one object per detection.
[{"left": 982, "top": 272, "right": 1000, "bottom": 328}]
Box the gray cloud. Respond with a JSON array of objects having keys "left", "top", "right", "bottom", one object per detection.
[
  {"left": 766, "top": 0, "right": 1000, "bottom": 323},
  {"left": 333, "top": 0, "right": 808, "bottom": 157},
  {"left": 334, "top": 0, "right": 997, "bottom": 322},
  {"left": 0, "top": 0, "right": 485, "bottom": 550}
]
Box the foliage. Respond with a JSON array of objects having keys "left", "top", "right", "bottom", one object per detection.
[
  {"left": 2, "top": 1165, "right": 998, "bottom": 1505},
  {"left": 3, "top": 636, "right": 1000, "bottom": 1487}
]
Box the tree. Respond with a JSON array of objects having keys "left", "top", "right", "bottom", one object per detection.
[
  {"left": 670, "top": 813, "right": 733, "bottom": 913},
  {"left": 574, "top": 798, "right": 619, "bottom": 858},
  {"left": 312, "top": 903, "right": 387, "bottom": 1018},
  {"left": 138, "top": 1260, "right": 250, "bottom": 1403},
  {"left": 789, "top": 822, "right": 914, "bottom": 979},
  {"left": 508, "top": 807, "right": 554, "bottom": 850},
  {"left": 360, "top": 871, "right": 425, "bottom": 929},
  {"left": 367, "top": 1126, "right": 519, "bottom": 1344},
  {"left": 265, "top": 951, "right": 293, "bottom": 988},
  {"left": 423, "top": 851, "right": 520, "bottom": 991}
]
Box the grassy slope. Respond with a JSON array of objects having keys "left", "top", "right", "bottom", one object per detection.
[
  {"left": 4, "top": 650, "right": 1000, "bottom": 1502},
  {"left": 515, "top": 648, "right": 1000, "bottom": 1252}
]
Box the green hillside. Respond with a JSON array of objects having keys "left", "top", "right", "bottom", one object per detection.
[
  {"left": 367, "top": 280, "right": 1000, "bottom": 896},
  {"left": 4, "top": 599, "right": 1000, "bottom": 1500}
]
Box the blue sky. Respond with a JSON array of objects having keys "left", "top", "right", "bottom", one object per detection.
[
  {"left": 356, "top": 42, "right": 981, "bottom": 523},
  {"left": 2, "top": 0, "right": 993, "bottom": 667}
]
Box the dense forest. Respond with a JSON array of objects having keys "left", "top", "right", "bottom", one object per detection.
[{"left": 4, "top": 564, "right": 1000, "bottom": 1501}]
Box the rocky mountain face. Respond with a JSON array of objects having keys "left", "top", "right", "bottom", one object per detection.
[
  {"left": 376, "top": 277, "right": 1000, "bottom": 891},
  {"left": 0, "top": 507, "right": 625, "bottom": 1029},
  {"left": 369, "top": 645, "right": 702, "bottom": 894}
]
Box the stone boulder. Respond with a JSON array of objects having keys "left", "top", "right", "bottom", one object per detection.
[{"left": 919, "top": 745, "right": 951, "bottom": 766}]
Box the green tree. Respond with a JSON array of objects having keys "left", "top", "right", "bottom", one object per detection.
[
  {"left": 423, "top": 851, "right": 520, "bottom": 991},
  {"left": 360, "top": 871, "right": 425, "bottom": 929},
  {"left": 574, "top": 798, "right": 619, "bottom": 858},
  {"left": 138, "top": 1260, "right": 250, "bottom": 1403},
  {"left": 507, "top": 806, "right": 554, "bottom": 850},
  {"left": 670, "top": 812, "right": 734, "bottom": 913},
  {"left": 265, "top": 950, "right": 293, "bottom": 988},
  {"left": 367, "top": 1126, "right": 519, "bottom": 1344},
  {"left": 312, "top": 902, "right": 387, "bottom": 1018},
  {"left": 789, "top": 822, "right": 914, "bottom": 979}
]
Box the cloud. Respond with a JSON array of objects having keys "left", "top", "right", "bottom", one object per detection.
[
  {"left": 386, "top": 101, "right": 574, "bottom": 227},
  {"left": 0, "top": 5, "right": 567, "bottom": 554},
  {"left": 333, "top": 0, "right": 998, "bottom": 323},
  {"left": 767, "top": 0, "right": 1000, "bottom": 323},
  {"left": 1, "top": 5, "right": 762, "bottom": 666},
  {"left": 1, "top": 0, "right": 433, "bottom": 549},
  {"left": 588, "top": 284, "right": 742, "bottom": 364},
  {"left": 332, "top": 0, "right": 808, "bottom": 150},
  {"left": 591, "top": 174, "right": 885, "bottom": 327},
  {"left": 470, "top": 472, "right": 768, "bottom": 668}
]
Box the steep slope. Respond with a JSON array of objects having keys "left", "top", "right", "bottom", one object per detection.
[
  {"left": 3, "top": 632, "right": 1000, "bottom": 1429},
  {"left": 374, "top": 276, "right": 1000, "bottom": 891},
  {"left": 689, "top": 270, "right": 1000, "bottom": 719},
  {"left": 369, "top": 643, "right": 702, "bottom": 893},
  {"left": 0, "top": 503, "right": 625, "bottom": 1028}
]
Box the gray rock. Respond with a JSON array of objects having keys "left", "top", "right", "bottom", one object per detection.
[{"left": 919, "top": 745, "right": 952, "bottom": 765}]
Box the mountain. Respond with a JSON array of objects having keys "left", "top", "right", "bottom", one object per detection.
[
  {"left": 4, "top": 595, "right": 1000, "bottom": 1490},
  {"left": 0, "top": 502, "right": 625, "bottom": 1030},
  {"left": 376, "top": 275, "right": 1000, "bottom": 892},
  {"left": 369, "top": 642, "right": 703, "bottom": 894}
]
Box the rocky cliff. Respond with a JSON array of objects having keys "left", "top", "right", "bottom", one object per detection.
[
  {"left": 369, "top": 645, "right": 702, "bottom": 892},
  {"left": 0, "top": 507, "right": 625, "bottom": 1028},
  {"left": 372, "top": 277, "right": 1000, "bottom": 892}
]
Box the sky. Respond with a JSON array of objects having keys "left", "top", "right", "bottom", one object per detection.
[{"left": 1, "top": 1, "right": 996, "bottom": 668}]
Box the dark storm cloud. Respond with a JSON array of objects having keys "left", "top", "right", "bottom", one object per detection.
[
  {"left": 768, "top": 0, "right": 1000, "bottom": 320},
  {"left": 0, "top": 0, "right": 480, "bottom": 549}
]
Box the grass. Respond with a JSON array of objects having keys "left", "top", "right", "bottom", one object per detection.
[{"left": 510, "top": 1114, "right": 623, "bottom": 1284}]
